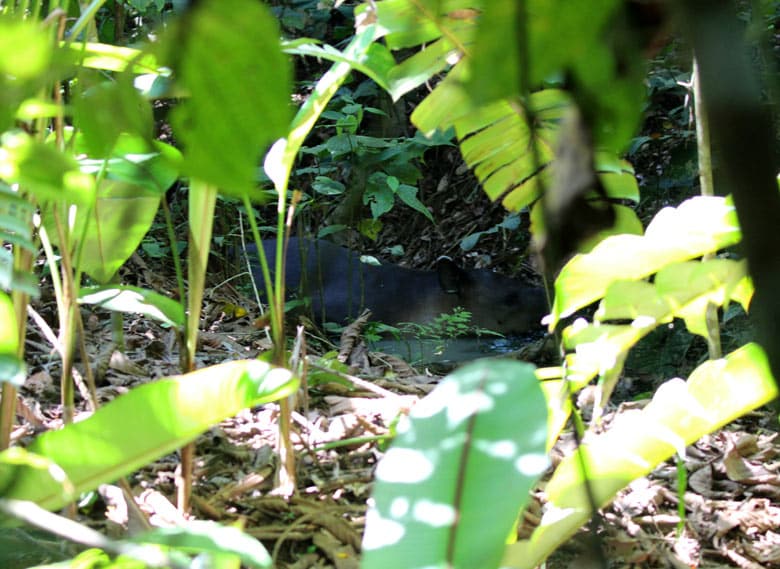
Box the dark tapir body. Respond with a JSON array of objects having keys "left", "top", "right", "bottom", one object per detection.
[{"left": 250, "top": 238, "right": 547, "bottom": 335}]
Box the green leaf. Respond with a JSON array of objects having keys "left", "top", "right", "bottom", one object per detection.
[
  {"left": 0, "top": 18, "right": 53, "bottom": 131},
  {"left": 569, "top": 204, "right": 644, "bottom": 253},
  {"left": 0, "top": 185, "right": 36, "bottom": 298},
  {"left": 0, "top": 19, "right": 51, "bottom": 79},
  {"left": 654, "top": 259, "right": 750, "bottom": 338},
  {"left": 0, "top": 291, "right": 25, "bottom": 388},
  {"left": 552, "top": 196, "right": 741, "bottom": 327},
  {"left": 78, "top": 136, "right": 181, "bottom": 193},
  {"left": 35, "top": 133, "right": 179, "bottom": 284},
  {"left": 526, "top": 0, "right": 621, "bottom": 87},
  {"left": 0, "top": 183, "right": 35, "bottom": 246},
  {"left": 186, "top": 180, "right": 218, "bottom": 360},
  {"left": 76, "top": 139, "right": 178, "bottom": 283},
  {"left": 570, "top": 30, "right": 646, "bottom": 152},
  {"left": 504, "top": 343, "right": 778, "bottom": 569},
  {"left": 74, "top": 78, "right": 154, "bottom": 157},
  {"left": 358, "top": 0, "right": 476, "bottom": 50},
  {"left": 0, "top": 249, "right": 37, "bottom": 297},
  {"left": 385, "top": 37, "right": 457, "bottom": 100},
  {"left": 65, "top": 42, "right": 163, "bottom": 75},
  {"left": 396, "top": 184, "right": 434, "bottom": 222},
  {"left": 79, "top": 285, "right": 185, "bottom": 328},
  {"left": 283, "top": 41, "right": 393, "bottom": 92},
  {"left": 0, "top": 360, "right": 298, "bottom": 512},
  {"left": 363, "top": 360, "right": 548, "bottom": 569},
  {"left": 169, "top": 0, "right": 292, "bottom": 198},
  {"left": 562, "top": 323, "right": 645, "bottom": 389},
  {"left": 130, "top": 521, "right": 271, "bottom": 569},
  {"left": 415, "top": 87, "right": 569, "bottom": 211},
  {"left": 566, "top": 260, "right": 751, "bottom": 383},
  {"left": 311, "top": 177, "right": 345, "bottom": 196},
  {"left": 365, "top": 181, "right": 394, "bottom": 219},
  {"left": 468, "top": 1, "right": 519, "bottom": 103},
  {"left": 594, "top": 280, "right": 670, "bottom": 323},
  {"left": 1, "top": 132, "right": 96, "bottom": 207},
  {"left": 599, "top": 168, "right": 639, "bottom": 202}
]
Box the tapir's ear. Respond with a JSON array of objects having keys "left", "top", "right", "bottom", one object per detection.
[{"left": 436, "top": 256, "right": 464, "bottom": 293}]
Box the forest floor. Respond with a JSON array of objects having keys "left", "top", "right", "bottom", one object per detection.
[
  {"left": 12, "top": 246, "right": 780, "bottom": 568},
  {"left": 10, "top": 121, "right": 778, "bottom": 567}
]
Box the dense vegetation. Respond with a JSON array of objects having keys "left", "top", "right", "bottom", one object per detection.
[{"left": 0, "top": 1, "right": 778, "bottom": 568}]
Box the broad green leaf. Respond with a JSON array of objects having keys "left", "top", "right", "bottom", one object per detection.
[
  {"left": 0, "top": 132, "right": 96, "bottom": 207},
  {"left": 0, "top": 291, "right": 17, "bottom": 353},
  {"left": 186, "top": 180, "right": 218, "bottom": 359},
  {"left": 373, "top": 1, "right": 639, "bottom": 214},
  {"left": 468, "top": 1, "right": 518, "bottom": 103},
  {"left": 35, "top": 133, "right": 179, "bottom": 283},
  {"left": 570, "top": 38, "right": 646, "bottom": 152},
  {"left": 365, "top": 184, "right": 394, "bottom": 218},
  {"left": 0, "top": 182, "right": 38, "bottom": 302},
  {"left": 385, "top": 37, "right": 457, "bottom": 100},
  {"left": 357, "top": 0, "right": 477, "bottom": 50},
  {"left": 79, "top": 285, "right": 184, "bottom": 328},
  {"left": 363, "top": 360, "right": 548, "bottom": 569},
  {"left": 594, "top": 280, "right": 670, "bottom": 323},
  {"left": 0, "top": 18, "right": 52, "bottom": 131},
  {"left": 77, "top": 136, "right": 181, "bottom": 192},
  {"left": 0, "top": 355, "right": 24, "bottom": 388},
  {"left": 379, "top": 7, "right": 478, "bottom": 100},
  {"left": 599, "top": 168, "right": 639, "bottom": 202},
  {"left": 0, "top": 19, "right": 51, "bottom": 79},
  {"left": 526, "top": 0, "right": 621, "bottom": 88},
  {"left": 74, "top": 79, "right": 154, "bottom": 157},
  {"left": 562, "top": 323, "right": 646, "bottom": 389},
  {"left": 169, "top": 0, "right": 291, "bottom": 198},
  {"left": 0, "top": 500, "right": 171, "bottom": 567},
  {"left": 654, "top": 259, "right": 750, "bottom": 338},
  {"left": 567, "top": 261, "right": 750, "bottom": 384},
  {"left": 283, "top": 41, "right": 393, "bottom": 92},
  {"left": 411, "top": 63, "right": 476, "bottom": 136},
  {"left": 537, "top": 374, "right": 572, "bottom": 452},
  {"left": 552, "top": 196, "right": 741, "bottom": 327},
  {"left": 0, "top": 182, "right": 35, "bottom": 249},
  {"left": 571, "top": 204, "right": 644, "bottom": 253},
  {"left": 428, "top": 88, "right": 565, "bottom": 211},
  {"left": 503, "top": 343, "right": 777, "bottom": 569},
  {"left": 131, "top": 521, "right": 271, "bottom": 569},
  {"left": 64, "top": 42, "right": 163, "bottom": 74},
  {"left": 75, "top": 138, "right": 179, "bottom": 283},
  {"left": 0, "top": 291, "right": 25, "bottom": 388},
  {"left": 396, "top": 184, "right": 434, "bottom": 222},
  {"left": 0, "top": 248, "right": 37, "bottom": 297},
  {"left": 0, "top": 360, "right": 298, "bottom": 512},
  {"left": 594, "top": 152, "right": 635, "bottom": 175}
]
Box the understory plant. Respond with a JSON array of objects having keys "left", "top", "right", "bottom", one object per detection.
[
  {"left": 352, "top": 2, "right": 779, "bottom": 568},
  {"left": 0, "top": 1, "right": 300, "bottom": 565},
  {"left": 0, "top": 1, "right": 776, "bottom": 569}
]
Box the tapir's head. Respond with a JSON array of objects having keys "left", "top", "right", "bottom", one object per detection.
[{"left": 436, "top": 258, "right": 548, "bottom": 335}]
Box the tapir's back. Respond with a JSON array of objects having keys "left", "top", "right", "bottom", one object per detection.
[{"left": 250, "top": 237, "right": 547, "bottom": 334}]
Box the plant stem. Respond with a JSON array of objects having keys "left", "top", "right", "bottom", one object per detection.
[{"left": 693, "top": 58, "right": 722, "bottom": 360}]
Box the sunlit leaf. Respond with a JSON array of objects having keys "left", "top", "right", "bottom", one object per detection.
[
  {"left": 552, "top": 196, "right": 741, "bottom": 327},
  {"left": 79, "top": 285, "right": 184, "bottom": 327},
  {"left": 0, "top": 292, "right": 24, "bottom": 388},
  {"left": 0, "top": 360, "right": 298, "bottom": 512},
  {"left": 363, "top": 360, "right": 548, "bottom": 569},
  {"left": 169, "top": 0, "right": 291, "bottom": 197},
  {"left": 504, "top": 343, "right": 777, "bottom": 569}
]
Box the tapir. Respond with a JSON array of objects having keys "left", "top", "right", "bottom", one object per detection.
[{"left": 247, "top": 238, "right": 547, "bottom": 335}]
